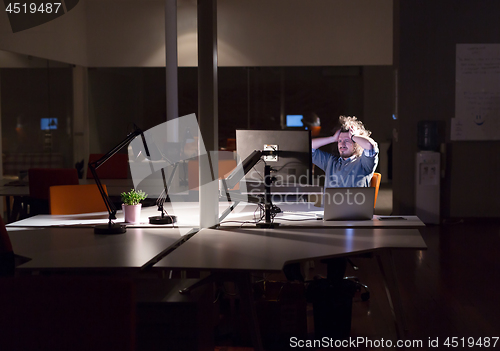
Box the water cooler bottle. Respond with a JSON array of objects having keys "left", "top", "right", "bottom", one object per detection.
[{"left": 415, "top": 121, "right": 440, "bottom": 224}]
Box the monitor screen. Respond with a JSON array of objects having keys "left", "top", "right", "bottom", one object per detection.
[
  {"left": 286, "top": 115, "right": 304, "bottom": 127},
  {"left": 236, "top": 129, "right": 312, "bottom": 186},
  {"left": 41, "top": 118, "right": 58, "bottom": 130}
]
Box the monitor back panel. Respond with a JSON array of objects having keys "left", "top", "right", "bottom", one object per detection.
[{"left": 236, "top": 129, "right": 311, "bottom": 185}]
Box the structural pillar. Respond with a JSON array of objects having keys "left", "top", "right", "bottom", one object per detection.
[{"left": 198, "top": 0, "right": 218, "bottom": 228}]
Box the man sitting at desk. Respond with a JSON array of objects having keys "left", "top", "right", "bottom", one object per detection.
[
  {"left": 284, "top": 116, "right": 378, "bottom": 282},
  {"left": 311, "top": 115, "right": 378, "bottom": 188}
]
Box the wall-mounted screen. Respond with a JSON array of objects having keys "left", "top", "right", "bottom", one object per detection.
[
  {"left": 41, "top": 118, "right": 58, "bottom": 130},
  {"left": 286, "top": 115, "right": 304, "bottom": 127}
]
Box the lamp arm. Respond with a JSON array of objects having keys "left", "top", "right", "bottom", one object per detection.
[{"left": 88, "top": 125, "right": 150, "bottom": 224}]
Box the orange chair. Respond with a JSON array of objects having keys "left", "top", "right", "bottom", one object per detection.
[
  {"left": 188, "top": 159, "right": 238, "bottom": 191},
  {"left": 370, "top": 172, "right": 381, "bottom": 208},
  {"left": 28, "top": 168, "right": 80, "bottom": 215},
  {"left": 86, "top": 153, "right": 129, "bottom": 179},
  {"left": 49, "top": 184, "right": 109, "bottom": 215}
]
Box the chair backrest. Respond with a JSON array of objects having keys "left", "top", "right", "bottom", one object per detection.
[
  {"left": 370, "top": 172, "right": 382, "bottom": 207},
  {"left": 0, "top": 276, "right": 136, "bottom": 351},
  {"left": 87, "top": 153, "right": 129, "bottom": 179},
  {"left": 188, "top": 159, "right": 238, "bottom": 190},
  {"left": 28, "top": 168, "right": 79, "bottom": 200},
  {"left": 50, "top": 184, "right": 109, "bottom": 215}
]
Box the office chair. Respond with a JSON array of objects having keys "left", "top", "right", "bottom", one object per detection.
[
  {"left": 188, "top": 158, "right": 238, "bottom": 190},
  {"left": 28, "top": 168, "right": 80, "bottom": 216},
  {"left": 49, "top": 184, "right": 109, "bottom": 215},
  {"left": 86, "top": 153, "right": 129, "bottom": 179},
  {"left": 344, "top": 172, "right": 383, "bottom": 301},
  {"left": 371, "top": 172, "right": 382, "bottom": 207}
]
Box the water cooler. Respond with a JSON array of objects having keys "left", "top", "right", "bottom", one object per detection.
[
  {"left": 415, "top": 151, "right": 440, "bottom": 224},
  {"left": 415, "top": 121, "right": 440, "bottom": 224}
]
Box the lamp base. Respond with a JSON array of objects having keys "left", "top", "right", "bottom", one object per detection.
[
  {"left": 94, "top": 223, "right": 127, "bottom": 235},
  {"left": 149, "top": 215, "right": 177, "bottom": 225},
  {"left": 256, "top": 222, "right": 280, "bottom": 228}
]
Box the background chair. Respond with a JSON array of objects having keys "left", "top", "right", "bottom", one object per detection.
[
  {"left": 370, "top": 172, "right": 382, "bottom": 207},
  {"left": 188, "top": 158, "right": 238, "bottom": 191},
  {"left": 28, "top": 168, "right": 79, "bottom": 216},
  {"left": 50, "top": 184, "right": 109, "bottom": 215},
  {"left": 86, "top": 153, "right": 129, "bottom": 179}
]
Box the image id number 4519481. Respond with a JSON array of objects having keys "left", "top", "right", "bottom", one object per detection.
[{"left": 5, "top": 3, "right": 62, "bottom": 13}]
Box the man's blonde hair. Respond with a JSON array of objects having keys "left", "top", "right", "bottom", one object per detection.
[{"left": 338, "top": 116, "right": 371, "bottom": 157}]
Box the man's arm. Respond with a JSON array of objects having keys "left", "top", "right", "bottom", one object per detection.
[
  {"left": 312, "top": 129, "right": 341, "bottom": 149},
  {"left": 349, "top": 126, "right": 376, "bottom": 151}
]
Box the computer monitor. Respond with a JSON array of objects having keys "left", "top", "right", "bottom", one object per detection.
[{"left": 235, "top": 129, "right": 312, "bottom": 185}]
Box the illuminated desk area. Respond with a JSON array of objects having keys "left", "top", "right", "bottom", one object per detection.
[{"left": 6, "top": 198, "right": 427, "bottom": 350}]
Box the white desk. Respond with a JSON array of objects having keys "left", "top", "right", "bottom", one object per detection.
[
  {"left": 6, "top": 200, "right": 427, "bottom": 349},
  {"left": 218, "top": 202, "right": 425, "bottom": 228},
  {"left": 6, "top": 203, "right": 227, "bottom": 228},
  {"left": 154, "top": 226, "right": 426, "bottom": 271},
  {"left": 153, "top": 225, "right": 427, "bottom": 343},
  {"left": 7, "top": 201, "right": 424, "bottom": 231},
  {"left": 7, "top": 226, "right": 194, "bottom": 270}
]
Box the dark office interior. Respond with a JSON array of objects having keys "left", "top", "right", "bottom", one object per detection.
[{"left": 1, "top": 0, "right": 499, "bottom": 350}]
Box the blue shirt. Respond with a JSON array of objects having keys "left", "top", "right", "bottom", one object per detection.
[{"left": 312, "top": 145, "right": 379, "bottom": 188}]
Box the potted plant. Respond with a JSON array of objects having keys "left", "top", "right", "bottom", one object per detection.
[{"left": 121, "top": 189, "right": 148, "bottom": 224}]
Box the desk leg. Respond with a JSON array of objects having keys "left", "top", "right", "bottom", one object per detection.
[
  {"left": 5, "top": 196, "right": 12, "bottom": 222},
  {"left": 236, "top": 272, "right": 264, "bottom": 351},
  {"left": 376, "top": 249, "right": 407, "bottom": 340},
  {"left": 179, "top": 272, "right": 264, "bottom": 351}
]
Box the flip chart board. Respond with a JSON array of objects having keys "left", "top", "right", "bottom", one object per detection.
[{"left": 453, "top": 44, "right": 500, "bottom": 140}]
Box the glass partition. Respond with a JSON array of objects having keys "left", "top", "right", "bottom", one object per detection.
[{"left": 0, "top": 50, "right": 73, "bottom": 178}]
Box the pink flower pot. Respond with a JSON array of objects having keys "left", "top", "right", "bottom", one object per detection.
[{"left": 122, "top": 204, "right": 142, "bottom": 224}]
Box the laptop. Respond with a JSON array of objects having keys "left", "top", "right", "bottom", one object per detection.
[{"left": 322, "top": 187, "right": 375, "bottom": 221}]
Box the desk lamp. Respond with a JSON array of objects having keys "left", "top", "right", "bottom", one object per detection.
[
  {"left": 219, "top": 149, "right": 280, "bottom": 228},
  {"left": 88, "top": 125, "right": 150, "bottom": 235},
  {"left": 148, "top": 168, "right": 177, "bottom": 224},
  {"left": 148, "top": 128, "right": 194, "bottom": 225}
]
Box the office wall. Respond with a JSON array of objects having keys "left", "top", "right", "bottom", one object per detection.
[
  {"left": 394, "top": 0, "right": 500, "bottom": 217},
  {"left": 1, "top": 0, "right": 392, "bottom": 67},
  {"left": 87, "top": 0, "right": 392, "bottom": 67},
  {"left": 0, "top": 1, "right": 87, "bottom": 66}
]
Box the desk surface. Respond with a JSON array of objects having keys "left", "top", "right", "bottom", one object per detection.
[
  {"left": 154, "top": 227, "right": 427, "bottom": 272},
  {"left": 219, "top": 202, "right": 425, "bottom": 228},
  {"left": 8, "top": 226, "right": 193, "bottom": 270},
  {"left": 7, "top": 201, "right": 424, "bottom": 229}
]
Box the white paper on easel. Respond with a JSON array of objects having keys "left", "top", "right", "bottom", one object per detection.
[
  {"left": 450, "top": 118, "right": 464, "bottom": 140},
  {"left": 454, "top": 44, "right": 500, "bottom": 140}
]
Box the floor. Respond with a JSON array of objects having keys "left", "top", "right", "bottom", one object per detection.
[{"left": 214, "top": 183, "right": 500, "bottom": 350}]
